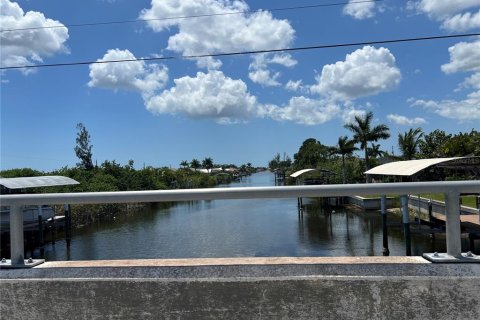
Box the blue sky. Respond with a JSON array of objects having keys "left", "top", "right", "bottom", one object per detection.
[{"left": 1, "top": 0, "right": 479, "bottom": 171}]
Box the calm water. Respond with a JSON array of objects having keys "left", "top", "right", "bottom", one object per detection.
[{"left": 37, "top": 171, "right": 447, "bottom": 261}]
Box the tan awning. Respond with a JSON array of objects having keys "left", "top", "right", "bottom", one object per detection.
[
  {"left": 364, "top": 157, "right": 469, "bottom": 177},
  {"left": 290, "top": 169, "right": 317, "bottom": 178}
]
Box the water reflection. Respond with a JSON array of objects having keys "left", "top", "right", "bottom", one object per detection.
[{"left": 32, "top": 171, "right": 449, "bottom": 261}]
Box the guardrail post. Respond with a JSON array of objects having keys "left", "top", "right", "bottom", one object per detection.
[
  {"left": 64, "top": 204, "right": 72, "bottom": 248},
  {"left": 477, "top": 196, "right": 480, "bottom": 225},
  {"left": 401, "top": 195, "right": 411, "bottom": 256},
  {"left": 445, "top": 190, "right": 462, "bottom": 257},
  {"left": 10, "top": 205, "right": 25, "bottom": 266},
  {"left": 37, "top": 205, "right": 44, "bottom": 248},
  {"left": 381, "top": 195, "right": 389, "bottom": 256}
]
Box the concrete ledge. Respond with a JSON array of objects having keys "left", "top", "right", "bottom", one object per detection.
[
  {"left": 346, "top": 195, "right": 395, "bottom": 210},
  {"left": 2, "top": 257, "right": 480, "bottom": 319}
]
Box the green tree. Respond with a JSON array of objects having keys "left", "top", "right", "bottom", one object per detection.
[
  {"left": 240, "top": 164, "right": 247, "bottom": 174},
  {"left": 202, "top": 157, "right": 214, "bottom": 172},
  {"left": 398, "top": 128, "right": 423, "bottom": 160},
  {"left": 190, "top": 159, "right": 200, "bottom": 171},
  {"left": 74, "top": 123, "right": 94, "bottom": 170},
  {"left": 180, "top": 160, "right": 189, "bottom": 169},
  {"left": 419, "top": 129, "right": 451, "bottom": 158},
  {"left": 0, "top": 168, "right": 43, "bottom": 178},
  {"left": 442, "top": 129, "right": 480, "bottom": 156},
  {"left": 368, "top": 143, "right": 387, "bottom": 159},
  {"left": 344, "top": 112, "right": 390, "bottom": 181},
  {"left": 333, "top": 136, "right": 358, "bottom": 184},
  {"left": 268, "top": 153, "right": 281, "bottom": 170},
  {"left": 367, "top": 143, "right": 388, "bottom": 168},
  {"left": 280, "top": 153, "right": 292, "bottom": 170},
  {"left": 293, "top": 138, "right": 329, "bottom": 169}
]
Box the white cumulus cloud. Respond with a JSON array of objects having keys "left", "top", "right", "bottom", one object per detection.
[
  {"left": 310, "top": 46, "right": 401, "bottom": 101},
  {"left": 409, "top": 0, "right": 479, "bottom": 19},
  {"left": 410, "top": 92, "right": 480, "bottom": 121},
  {"left": 442, "top": 10, "right": 480, "bottom": 32},
  {"left": 88, "top": 49, "right": 168, "bottom": 99},
  {"left": 387, "top": 114, "right": 426, "bottom": 125},
  {"left": 248, "top": 69, "right": 281, "bottom": 87},
  {"left": 268, "top": 96, "right": 340, "bottom": 125},
  {"left": 343, "top": 0, "right": 376, "bottom": 20},
  {"left": 409, "top": 38, "right": 480, "bottom": 122},
  {"left": 408, "top": 0, "right": 480, "bottom": 31},
  {"left": 139, "top": 0, "right": 295, "bottom": 69},
  {"left": 462, "top": 72, "right": 480, "bottom": 90},
  {"left": 248, "top": 53, "right": 297, "bottom": 87},
  {"left": 144, "top": 71, "right": 344, "bottom": 125},
  {"left": 342, "top": 107, "right": 367, "bottom": 124},
  {"left": 441, "top": 40, "right": 480, "bottom": 74},
  {"left": 145, "top": 70, "right": 266, "bottom": 123},
  {"left": 0, "top": 0, "right": 69, "bottom": 74},
  {"left": 285, "top": 80, "right": 304, "bottom": 92}
]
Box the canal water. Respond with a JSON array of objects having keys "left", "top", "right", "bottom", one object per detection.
[{"left": 38, "top": 171, "right": 446, "bottom": 261}]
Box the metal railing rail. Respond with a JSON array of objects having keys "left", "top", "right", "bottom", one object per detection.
[{"left": 1, "top": 180, "right": 479, "bottom": 266}]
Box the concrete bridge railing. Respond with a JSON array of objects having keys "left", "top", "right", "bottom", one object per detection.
[
  {"left": 2, "top": 256, "right": 480, "bottom": 320},
  {"left": 1, "top": 180, "right": 480, "bottom": 319},
  {"left": 1, "top": 180, "right": 479, "bottom": 266}
]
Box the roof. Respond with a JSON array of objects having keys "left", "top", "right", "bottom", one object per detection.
[
  {"left": 0, "top": 176, "right": 80, "bottom": 189},
  {"left": 290, "top": 168, "right": 331, "bottom": 178},
  {"left": 290, "top": 169, "right": 316, "bottom": 178},
  {"left": 364, "top": 157, "right": 477, "bottom": 177}
]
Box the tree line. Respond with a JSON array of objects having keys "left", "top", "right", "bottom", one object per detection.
[
  {"left": 269, "top": 111, "right": 480, "bottom": 183},
  {"left": 0, "top": 123, "right": 260, "bottom": 227}
]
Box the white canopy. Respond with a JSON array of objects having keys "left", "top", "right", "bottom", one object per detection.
[
  {"left": 290, "top": 169, "right": 317, "bottom": 178},
  {"left": 0, "top": 176, "right": 79, "bottom": 189},
  {"left": 365, "top": 157, "right": 464, "bottom": 177}
]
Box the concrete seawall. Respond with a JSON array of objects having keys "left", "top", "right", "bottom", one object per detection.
[
  {"left": 346, "top": 196, "right": 395, "bottom": 210},
  {"left": 2, "top": 257, "right": 480, "bottom": 319}
]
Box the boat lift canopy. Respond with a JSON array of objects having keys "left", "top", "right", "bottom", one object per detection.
[
  {"left": 0, "top": 176, "right": 79, "bottom": 189},
  {"left": 364, "top": 156, "right": 480, "bottom": 177},
  {"left": 290, "top": 168, "right": 332, "bottom": 178}
]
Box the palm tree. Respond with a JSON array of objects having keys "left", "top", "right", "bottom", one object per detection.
[
  {"left": 344, "top": 111, "right": 390, "bottom": 181},
  {"left": 334, "top": 136, "right": 358, "bottom": 184},
  {"left": 398, "top": 128, "right": 423, "bottom": 160},
  {"left": 190, "top": 159, "right": 200, "bottom": 171},
  {"left": 180, "top": 160, "right": 189, "bottom": 169},
  {"left": 202, "top": 157, "right": 214, "bottom": 172},
  {"left": 367, "top": 143, "right": 387, "bottom": 168}
]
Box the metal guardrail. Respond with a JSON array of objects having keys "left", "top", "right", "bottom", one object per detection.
[{"left": 1, "top": 180, "right": 479, "bottom": 267}]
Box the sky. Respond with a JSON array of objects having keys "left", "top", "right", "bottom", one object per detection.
[{"left": 1, "top": 0, "right": 479, "bottom": 171}]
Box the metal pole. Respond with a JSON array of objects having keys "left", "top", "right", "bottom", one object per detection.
[
  {"left": 476, "top": 196, "right": 480, "bottom": 225},
  {"left": 2, "top": 181, "right": 480, "bottom": 206},
  {"left": 37, "top": 205, "right": 44, "bottom": 247},
  {"left": 401, "top": 195, "right": 411, "bottom": 256},
  {"left": 37, "top": 214, "right": 43, "bottom": 246},
  {"left": 445, "top": 190, "right": 462, "bottom": 257},
  {"left": 64, "top": 204, "right": 72, "bottom": 248},
  {"left": 10, "top": 205, "right": 25, "bottom": 266},
  {"left": 381, "top": 195, "right": 389, "bottom": 256}
]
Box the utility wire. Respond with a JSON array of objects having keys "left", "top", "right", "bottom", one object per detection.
[
  {"left": 0, "top": 0, "right": 383, "bottom": 32},
  {"left": 2, "top": 32, "right": 479, "bottom": 71}
]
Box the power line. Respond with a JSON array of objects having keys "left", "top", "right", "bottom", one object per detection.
[
  {"left": 2, "top": 32, "right": 478, "bottom": 71},
  {"left": 0, "top": 0, "right": 383, "bottom": 33}
]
